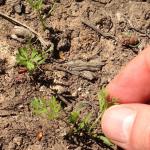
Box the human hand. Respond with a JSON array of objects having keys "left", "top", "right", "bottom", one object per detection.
[{"left": 101, "top": 46, "right": 150, "bottom": 150}]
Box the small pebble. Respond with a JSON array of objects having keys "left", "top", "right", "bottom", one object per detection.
[
  {"left": 13, "top": 3, "right": 25, "bottom": 15},
  {"left": 81, "top": 71, "right": 95, "bottom": 80},
  {"left": 54, "top": 71, "right": 66, "bottom": 79},
  {"left": 51, "top": 85, "right": 66, "bottom": 94},
  {"left": 13, "top": 137, "right": 23, "bottom": 146},
  {"left": 72, "top": 91, "right": 78, "bottom": 97},
  {"left": 77, "top": 87, "right": 82, "bottom": 91},
  {"left": 39, "top": 85, "right": 47, "bottom": 92}
]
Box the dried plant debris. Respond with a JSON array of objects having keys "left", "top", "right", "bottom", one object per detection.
[
  {"left": 92, "top": 0, "right": 112, "bottom": 4},
  {"left": 64, "top": 58, "right": 105, "bottom": 80},
  {"left": 65, "top": 58, "right": 105, "bottom": 71},
  {"left": 82, "top": 19, "right": 116, "bottom": 40}
]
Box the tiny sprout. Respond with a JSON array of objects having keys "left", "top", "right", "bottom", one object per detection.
[
  {"left": 98, "top": 88, "right": 117, "bottom": 114},
  {"left": 69, "top": 111, "right": 80, "bottom": 124},
  {"left": 68, "top": 89, "right": 117, "bottom": 148},
  {"left": 31, "top": 96, "right": 61, "bottom": 120},
  {"left": 26, "top": 0, "right": 46, "bottom": 30},
  {"left": 27, "top": 0, "right": 43, "bottom": 11},
  {"left": 16, "top": 46, "right": 46, "bottom": 72}
]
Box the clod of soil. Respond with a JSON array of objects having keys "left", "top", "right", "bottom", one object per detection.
[{"left": 0, "top": 0, "right": 5, "bottom": 5}]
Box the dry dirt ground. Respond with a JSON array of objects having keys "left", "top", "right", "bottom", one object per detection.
[{"left": 0, "top": 0, "right": 150, "bottom": 150}]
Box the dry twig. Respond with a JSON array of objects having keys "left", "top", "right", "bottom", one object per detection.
[
  {"left": 0, "top": 12, "right": 51, "bottom": 48},
  {"left": 81, "top": 19, "right": 116, "bottom": 40},
  {"left": 126, "top": 18, "right": 150, "bottom": 39}
]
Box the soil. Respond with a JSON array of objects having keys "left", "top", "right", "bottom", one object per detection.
[{"left": 0, "top": 0, "right": 150, "bottom": 150}]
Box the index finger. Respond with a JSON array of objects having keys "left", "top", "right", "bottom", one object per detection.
[{"left": 107, "top": 46, "right": 150, "bottom": 104}]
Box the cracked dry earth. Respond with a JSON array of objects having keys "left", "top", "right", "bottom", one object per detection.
[{"left": 0, "top": 0, "right": 150, "bottom": 150}]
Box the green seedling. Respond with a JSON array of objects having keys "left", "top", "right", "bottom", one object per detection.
[
  {"left": 31, "top": 96, "right": 61, "bottom": 120},
  {"left": 27, "top": 0, "right": 46, "bottom": 30},
  {"left": 78, "top": 112, "right": 92, "bottom": 131},
  {"left": 98, "top": 88, "right": 108, "bottom": 113},
  {"left": 97, "top": 88, "right": 117, "bottom": 148},
  {"left": 69, "top": 111, "right": 80, "bottom": 124},
  {"left": 68, "top": 109, "right": 92, "bottom": 133},
  {"left": 90, "top": 88, "right": 117, "bottom": 130},
  {"left": 27, "top": 0, "right": 43, "bottom": 10},
  {"left": 97, "top": 135, "right": 115, "bottom": 148},
  {"left": 68, "top": 101, "right": 93, "bottom": 133},
  {"left": 98, "top": 88, "right": 117, "bottom": 114},
  {"left": 68, "top": 88, "right": 117, "bottom": 149},
  {"left": 16, "top": 46, "right": 46, "bottom": 72}
]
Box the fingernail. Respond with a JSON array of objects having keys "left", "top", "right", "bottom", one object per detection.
[{"left": 102, "top": 105, "right": 136, "bottom": 143}]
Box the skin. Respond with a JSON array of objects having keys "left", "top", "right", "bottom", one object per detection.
[
  {"left": 107, "top": 46, "right": 150, "bottom": 104},
  {"left": 101, "top": 46, "right": 150, "bottom": 150}
]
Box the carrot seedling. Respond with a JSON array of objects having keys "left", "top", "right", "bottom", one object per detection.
[
  {"left": 31, "top": 96, "right": 61, "bottom": 120},
  {"left": 68, "top": 88, "right": 117, "bottom": 149},
  {"left": 96, "top": 88, "right": 117, "bottom": 148},
  {"left": 16, "top": 46, "right": 46, "bottom": 72},
  {"left": 26, "top": 0, "right": 46, "bottom": 30}
]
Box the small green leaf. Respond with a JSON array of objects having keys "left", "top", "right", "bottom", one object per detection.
[
  {"left": 98, "top": 88, "right": 108, "bottom": 113},
  {"left": 27, "top": 0, "right": 43, "bottom": 11},
  {"left": 31, "top": 98, "right": 47, "bottom": 115},
  {"left": 78, "top": 112, "right": 92, "bottom": 130},
  {"left": 19, "top": 47, "right": 28, "bottom": 59},
  {"left": 98, "top": 88, "right": 118, "bottom": 114},
  {"left": 37, "top": 58, "right": 46, "bottom": 64},
  {"left": 16, "top": 46, "right": 46, "bottom": 72},
  {"left": 16, "top": 55, "right": 26, "bottom": 62},
  {"left": 32, "top": 55, "right": 43, "bottom": 63},
  {"left": 47, "top": 96, "right": 61, "bottom": 120},
  {"left": 16, "top": 48, "right": 28, "bottom": 64},
  {"left": 99, "top": 136, "right": 115, "bottom": 148},
  {"left": 31, "top": 48, "right": 39, "bottom": 59},
  {"left": 69, "top": 111, "right": 80, "bottom": 124},
  {"left": 26, "top": 61, "right": 35, "bottom": 71},
  {"left": 83, "top": 112, "right": 92, "bottom": 125},
  {"left": 78, "top": 122, "right": 85, "bottom": 130},
  {"left": 16, "top": 55, "right": 27, "bottom": 64},
  {"left": 31, "top": 96, "right": 61, "bottom": 120}
]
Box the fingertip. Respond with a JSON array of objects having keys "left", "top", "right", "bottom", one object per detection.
[
  {"left": 101, "top": 104, "right": 150, "bottom": 150},
  {"left": 106, "top": 45, "right": 150, "bottom": 103},
  {"left": 101, "top": 105, "right": 136, "bottom": 144}
]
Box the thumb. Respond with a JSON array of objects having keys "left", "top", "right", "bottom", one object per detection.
[{"left": 101, "top": 104, "right": 150, "bottom": 150}]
